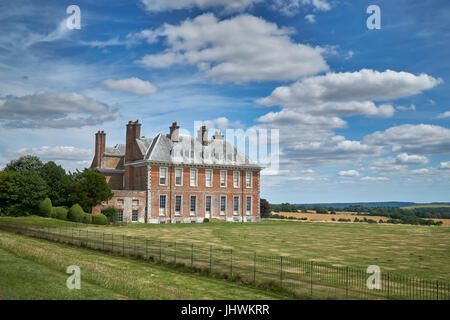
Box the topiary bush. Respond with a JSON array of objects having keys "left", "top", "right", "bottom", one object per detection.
[
  {"left": 81, "top": 213, "right": 92, "bottom": 224},
  {"left": 55, "top": 207, "right": 68, "bottom": 220},
  {"left": 68, "top": 204, "right": 84, "bottom": 222},
  {"left": 50, "top": 206, "right": 57, "bottom": 218},
  {"left": 92, "top": 213, "right": 107, "bottom": 225},
  {"left": 38, "top": 198, "right": 52, "bottom": 217}
]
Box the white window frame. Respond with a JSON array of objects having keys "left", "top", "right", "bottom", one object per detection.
[
  {"left": 159, "top": 195, "right": 167, "bottom": 216},
  {"left": 159, "top": 167, "right": 168, "bottom": 186},
  {"left": 174, "top": 195, "right": 182, "bottom": 216},
  {"left": 220, "top": 195, "right": 227, "bottom": 216},
  {"left": 246, "top": 196, "right": 252, "bottom": 216},
  {"left": 132, "top": 210, "right": 139, "bottom": 222},
  {"left": 117, "top": 210, "right": 123, "bottom": 222},
  {"left": 175, "top": 168, "right": 183, "bottom": 186},
  {"left": 205, "top": 195, "right": 212, "bottom": 216},
  {"left": 245, "top": 171, "right": 253, "bottom": 188},
  {"left": 233, "top": 171, "right": 240, "bottom": 188},
  {"left": 220, "top": 170, "right": 227, "bottom": 188},
  {"left": 190, "top": 195, "right": 197, "bottom": 216},
  {"left": 205, "top": 169, "right": 213, "bottom": 187},
  {"left": 190, "top": 168, "right": 198, "bottom": 187},
  {"left": 233, "top": 196, "right": 240, "bottom": 216}
]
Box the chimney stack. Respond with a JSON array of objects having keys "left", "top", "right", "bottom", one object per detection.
[
  {"left": 212, "top": 131, "right": 223, "bottom": 140},
  {"left": 125, "top": 120, "right": 141, "bottom": 162},
  {"left": 169, "top": 122, "right": 180, "bottom": 142},
  {"left": 197, "top": 125, "right": 208, "bottom": 146},
  {"left": 91, "top": 130, "right": 106, "bottom": 168}
]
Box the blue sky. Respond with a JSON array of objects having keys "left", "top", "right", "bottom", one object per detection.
[{"left": 1, "top": 0, "right": 450, "bottom": 203}]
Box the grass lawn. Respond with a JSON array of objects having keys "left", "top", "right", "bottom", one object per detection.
[
  {"left": 1, "top": 216, "right": 449, "bottom": 282},
  {"left": 0, "top": 230, "right": 287, "bottom": 300}
]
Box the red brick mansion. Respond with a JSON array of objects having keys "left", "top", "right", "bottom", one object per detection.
[{"left": 91, "top": 120, "right": 262, "bottom": 223}]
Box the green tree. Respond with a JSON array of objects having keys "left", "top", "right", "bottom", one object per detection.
[
  {"left": 6, "top": 155, "right": 44, "bottom": 173},
  {"left": 103, "top": 206, "right": 119, "bottom": 223},
  {"left": 39, "top": 161, "right": 71, "bottom": 207},
  {"left": 69, "top": 169, "right": 113, "bottom": 212},
  {"left": 260, "top": 198, "right": 271, "bottom": 218},
  {"left": 0, "top": 169, "right": 48, "bottom": 216},
  {"left": 39, "top": 198, "right": 52, "bottom": 217}
]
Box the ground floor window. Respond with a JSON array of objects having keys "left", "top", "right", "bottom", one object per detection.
[
  {"left": 233, "top": 196, "right": 240, "bottom": 215},
  {"left": 117, "top": 210, "right": 123, "bottom": 222},
  {"left": 220, "top": 196, "right": 226, "bottom": 215},
  {"left": 175, "top": 195, "right": 182, "bottom": 216},
  {"left": 205, "top": 196, "right": 211, "bottom": 216},
  {"left": 246, "top": 196, "right": 252, "bottom": 215},
  {"left": 159, "top": 195, "right": 167, "bottom": 216},
  {"left": 190, "top": 195, "right": 197, "bottom": 216},
  {"left": 132, "top": 210, "right": 138, "bottom": 222}
]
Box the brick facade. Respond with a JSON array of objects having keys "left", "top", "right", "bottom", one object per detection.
[{"left": 91, "top": 120, "right": 262, "bottom": 224}]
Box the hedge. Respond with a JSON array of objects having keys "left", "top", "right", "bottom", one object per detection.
[
  {"left": 38, "top": 198, "right": 52, "bottom": 217},
  {"left": 55, "top": 207, "right": 68, "bottom": 220},
  {"left": 92, "top": 213, "right": 107, "bottom": 225},
  {"left": 68, "top": 204, "right": 84, "bottom": 222},
  {"left": 81, "top": 213, "right": 92, "bottom": 224}
]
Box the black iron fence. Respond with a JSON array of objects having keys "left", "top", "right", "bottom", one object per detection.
[{"left": 0, "top": 221, "right": 448, "bottom": 300}]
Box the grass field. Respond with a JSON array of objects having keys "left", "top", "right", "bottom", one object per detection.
[
  {"left": 402, "top": 204, "right": 450, "bottom": 209},
  {"left": 0, "top": 230, "right": 287, "bottom": 300},
  {"left": 1, "top": 216, "right": 449, "bottom": 282}
]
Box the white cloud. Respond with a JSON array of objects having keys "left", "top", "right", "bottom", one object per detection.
[
  {"left": 257, "top": 109, "right": 347, "bottom": 129},
  {"left": 102, "top": 77, "right": 157, "bottom": 95},
  {"left": 439, "top": 161, "right": 450, "bottom": 169},
  {"left": 203, "top": 117, "right": 243, "bottom": 130},
  {"left": 437, "top": 111, "right": 450, "bottom": 118},
  {"left": 259, "top": 69, "right": 441, "bottom": 107},
  {"left": 137, "top": 13, "right": 328, "bottom": 82},
  {"left": 273, "top": 0, "right": 331, "bottom": 16},
  {"left": 411, "top": 168, "right": 431, "bottom": 175},
  {"left": 338, "top": 170, "right": 360, "bottom": 177},
  {"left": 361, "top": 176, "right": 389, "bottom": 181},
  {"left": 364, "top": 124, "right": 450, "bottom": 154},
  {"left": 305, "top": 14, "right": 316, "bottom": 23},
  {"left": 396, "top": 153, "right": 429, "bottom": 165},
  {"left": 140, "top": 0, "right": 262, "bottom": 12},
  {"left": 0, "top": 91, "right": 119, "bottom": 128},
  {"left": 396, "top": 104, "right": 416, "bottom": 112}
]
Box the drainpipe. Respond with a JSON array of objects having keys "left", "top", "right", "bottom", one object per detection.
[
  {"left": 169, "top": 165, "right": 173, "bottom": 224},
  {"left": 241, "top": 169, "right": 244, "bottom": 223}
]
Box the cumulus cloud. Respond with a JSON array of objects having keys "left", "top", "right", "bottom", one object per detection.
[
  {"left": 360, "top": 176, "right": 389, "bottom": 181},
  {"left": 136, "top": 13, "right": 328, "bottom": 82},
  {"left": 140, "top": 0, "right": 262, "bottom": 12},
  {"left": 203, "top": 117, "right": 243, "bottom": 130},
  {"left": 338, "top": 170, "right": 360, "bottom": 177},
  {"left": 305, "top": 14, "right": 316, "bottom": 23},
  {"left": 102, "top": 77, "right": 157, "bottom": 95},
  {"left": 0, "top": 91, "right": 119, "bottom": 128},
  {"left": 437, "top": 111, "right": 450, "bottom": 118},
  {"left": 439, "top": 161, "right": 450, "bottom": 169},
  {"left": 396, "top": 153, "right": 429, "bottom": 165},
  {"left": 273, "top": 0, "right": 331, "bottom": 16},
  {"left": 363, "top": 124, "right": 450, "bottom": 154}
]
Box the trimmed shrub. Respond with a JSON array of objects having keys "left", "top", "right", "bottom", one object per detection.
[
  {"left": 68, "top": 204, "right": 84, "bottom": 222},
  {"left": 38, "top": 198, "right": 52, "bottom": 217},
  {"left": 92, "top": 213, "right": 107, "bottom": 225},
  {"left": 81, "top": 213, "right": 92, "bottom": 224},
  {"left": 103, "top": 206, "right": 118, "bottom": 223},
  {"left": 55, "top": 207, "right": 68, "bottom": 220},
  {"left": 50, "top": 206, "right": 57, "bottom": 218}
]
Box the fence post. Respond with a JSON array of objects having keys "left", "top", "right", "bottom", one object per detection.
[
  {"left": 230, "top": 249, "right": 233, "bottom": 278},
  {"left": 112, "top": 233, "right": 114, "bottom": 253},
  {"left": 134, "top": 237, "right": 136, "bottom": 256},
  {"left": 253, "top": 252, "right": 256, "bottom": 283},
  {"left": 280, "top": 256, "right": 283, "bottom": 287},
  {"left": 209, "top": 245, "right": 212, "bottom": 273},
  {"left": 146, "top": 239, "right": 148, "bottom": 260},
  {"left": 122, "top": 234, "right": 125, "bottom": 256},
  {"left": 191, "top": 243, "right": 194, "bottom": 267},
  {"left": 310, "top": 261, "right": 313, "bottom": 298},
  {"left": 436, "top": 280, "right": 439, "bottom": 300},
  {"left": 103, "top": 232, "right": 105, "bottom": 251},
  {"left": 346, "top": 266, "right": 349, "bottom": 299},
  {"left": 159, "top": 239, "right": 162, "bottom": 262},
  {"left": 87, "top": 230, "right": 89, "bottom": 248},
  {"left": 174, "top": 241, "right": 177, "bottom": 264},
  {"left": 387, "top": 273, "right": 390, "bottom": 300},
  {"left": 71, "top": 228, "right": 74, "bottom": 244}
]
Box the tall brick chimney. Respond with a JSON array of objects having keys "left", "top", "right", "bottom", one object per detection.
[
  {"left": 197, "top": 125, "right": 208, "bottom": 146},
  {"left": 125, "top": 120, "right": 141, "bottom": 162},
  {"left": 91, "top": 130, "right": 106, "bottom": 168},
  {"left": 169, "top": 122, "right": 180, "bottom": 142}
]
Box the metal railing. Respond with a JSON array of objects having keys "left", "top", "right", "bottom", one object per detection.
[{"left": 0, "top": 221, "right": 448, "bottom": 300}]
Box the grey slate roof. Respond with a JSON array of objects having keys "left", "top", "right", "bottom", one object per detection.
[{"left": 102, "top": 133, "right": 262, "bottom": 169}]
